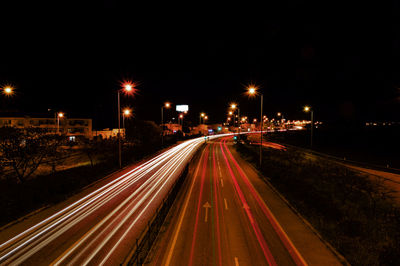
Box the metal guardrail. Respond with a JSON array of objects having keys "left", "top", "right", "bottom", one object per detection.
[{"left": 122, "top": 164, "right": 189, "bottom": 266}]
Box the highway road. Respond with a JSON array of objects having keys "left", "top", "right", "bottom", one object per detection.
[
  {"left": 0, "top": 135, "right": 227, "bottom": 265},
  {"left": 150, "top": 137, "right": 342, "bottom": 266}
]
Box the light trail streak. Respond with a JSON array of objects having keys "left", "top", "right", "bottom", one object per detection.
[
  {"left": 55, "top": 144, "right": 194, "bottom": 265},
  {"left": 219, "top": 140, "right": 277, "bottom": 266},
  {"left": 212, "top": 144, "right": 223, "bottom": 266},
  {"left": 188, "top": 145, "right": 210, "bottom": 266},
  {"left": 222, "top": 138, "right": 307, "bottom": 266},
  {"left": 0, "top": 134, "right": 232, "bottom": 265},
  {"left": 2, "top": 144, "right": 187, "bottom": 264}
]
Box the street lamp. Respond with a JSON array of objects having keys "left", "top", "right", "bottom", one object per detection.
[
  {"left": 161, "top": 102, "right": 171, "bottom": 146},
  {"left": 230, "top": 103, "right": 240, "bottom": 135},
  {"left": 247, "top": 85, "right": 263, "bottom": 166},
  {"left": 179, "top": 113, "right": 184, "bottom": 126},
  {"left": 304, "top": 106, "right": 314, "bottom": 148},
  {"left": 118, "top": 81, "right": 136, "bottom": 168},
  {"left": 122, "top": 108, "right": 131, "bottom": 137},
  {"left": 200, "top": 112, "right": 205, "bottom": 125},
  {"left": 57, "top": 112, "right": 64, "bottom": 135},
  {"left": 2, "top": 86, "right": 14, "bottom": 96}
]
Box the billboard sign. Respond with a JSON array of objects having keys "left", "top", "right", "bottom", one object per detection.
[{"left": 176, "top": 105, "right": 189, "bottom": 112}]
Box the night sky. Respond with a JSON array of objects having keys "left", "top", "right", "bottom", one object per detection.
[{"left": 1, "top": 2, "right": 399, "bottom": 129}]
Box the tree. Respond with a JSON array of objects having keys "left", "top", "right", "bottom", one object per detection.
[
  {"left": 125, "top": 120, "right": 161, "bottom": 147},
  {"left": 0, "top": 127, "right": 64, "bottom": 183}
]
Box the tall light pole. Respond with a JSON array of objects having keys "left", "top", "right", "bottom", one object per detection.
[
  {"left": 200, "top": 112, "right": 205, "bottom": 125},
  {"left": 57, "top": 112, "right": 64, "bottom": 134},
  {"left": 118, "top": 82, "right": 135, "bottom": 168},
  {"left": 304, "top": 106, "right": 314, "bottom": 148},
  {"left": 247, "top": 86, "right": 263, "bottom": 166},
  {"left": 230, "top": 103, "right": 240, "bottom": 136},
  {"left": 122, "top": 108, "right": 131, "bottom": 138},
  {"left": 161, "top": 102, "right": 171, "bottom": 146},
  {"left": 179, "top": 113, "right": 184, "bottom": 126}
]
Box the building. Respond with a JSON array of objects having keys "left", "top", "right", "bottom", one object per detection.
[
  {"left": 163, "top": 123, "right": 182, "bottom": 135},
  {"left": 93, "top": 128, "right": 125, "bottom": 139},
  {"left": 0, "top": 117, "right": 92, "bottom": 140}
]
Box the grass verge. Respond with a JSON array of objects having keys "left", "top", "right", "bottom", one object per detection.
[{"left": 236, "top": 143, "right": 400, "bottom": 266}]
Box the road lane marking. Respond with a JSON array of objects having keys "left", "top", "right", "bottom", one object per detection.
[
  {"left": 235, "top": 257, "right": 240, "bottom": 266},
  {"left": 220, "top": 139, "right": 277, "bottom": 266},
  {"left": 224, "top": 198, "right": 228, "bottom": 210},
  {"left": 50, "top": 144, "right": 197, "bottom": 266},
  {"left": 222, "top": 138, "right": 308, "bottom": 266},
  {"left": 203, "top": 202, "right": 211, "bottom": 222},
  {"left": 220, "top": 179, "right": 224, "bottom": 187},
  {"left": 212, "top": 144, "right": 222, "bottom": 266},
  {"left": 164, "top": 145, "right": 208, "bottom": 266},
  {"left": 188, "top": 146, "right": 210, "bottom": 266}
]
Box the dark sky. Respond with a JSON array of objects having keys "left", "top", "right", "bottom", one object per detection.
[{"left": 1, "top": 1, "right": 399, "bottom": 129}]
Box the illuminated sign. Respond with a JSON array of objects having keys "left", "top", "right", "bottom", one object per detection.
[{"left": 176, "top": 105, "right": 189, "bottom": 112}]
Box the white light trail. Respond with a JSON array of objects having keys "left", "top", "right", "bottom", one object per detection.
[{"left": 0, "top": 134, "right": 232, "bottom": 265}]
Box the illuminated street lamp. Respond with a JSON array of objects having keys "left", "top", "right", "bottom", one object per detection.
[
  {"left": 247, "top": 85, "right": 263, "bottom": 166},
  {"left": 118, "top": 81, "right": 136, "bottom": 168},
  {"left": 230, "top": 103, "right": 240, "bottom": 134},
  {"left": 200, "top": 112, "right": 205, "bottom": 125},
  {"left": 204, "top": 116, "right": 208, "bottom": 124},
  {"left": 57, "top": 112, "right": 64, "bottom": 134},
  {"left": 304, "top": 106, "right": 314, "bottom": 148},
  {"left": 2, "top": 86, "right": 14, "bottom": 96},
  {"left": 161, "top": 102, "right": 171, "bottom": 146},
  {"left": 122, "top": 108, "right": 131, "bottom": 135},
  {"left": 179, "top": 113, "right": 184, "bottom": 126}
]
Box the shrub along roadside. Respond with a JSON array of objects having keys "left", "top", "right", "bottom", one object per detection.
[{"left": 236, "top": 143, "right": 400, "bottom": 266}]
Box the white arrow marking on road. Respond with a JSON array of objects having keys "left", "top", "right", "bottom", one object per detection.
[
  {"left": 203, "top": 202, "right": 211, "bottom": 222},
  {"left": 224, "top": 198, "right": 228, "bottom": 210},
  {"left": 235, "top": 257, "right": 240, "bottom": 266}
]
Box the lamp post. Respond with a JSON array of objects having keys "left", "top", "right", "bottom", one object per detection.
[
  {"left": 230, "top": 103, "right": 240, "bottom": 135},
  {"left": 304, "top": 106, "right": 314, "bottom": 148},
  {"left": 200, "top": 112, "right": 205, "bottom": 125},
  {"left": 161, "top": 102, "right": 171, "bottom": 146},
  {"left": 179, "top": 113, "right": 184, "bottom": 126},
  {"left": 57, "top": 112, "right": 64, "bottom": 135},
  {"left": 122, "top": 108, "right": 131, "bottom": 137},
  {"left": 247, "top": 86, "right": 263, "bottom": 166},
  {"left": 118, "top": 82, "right": 135, "bottom": 168}
]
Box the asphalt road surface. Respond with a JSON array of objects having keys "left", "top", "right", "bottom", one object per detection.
[
  {"left": 150, "top": 137, "right": 343, "bottom": 266},
  {"left": 0, "top": 135, "right": 228, "bottom": 265}
]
